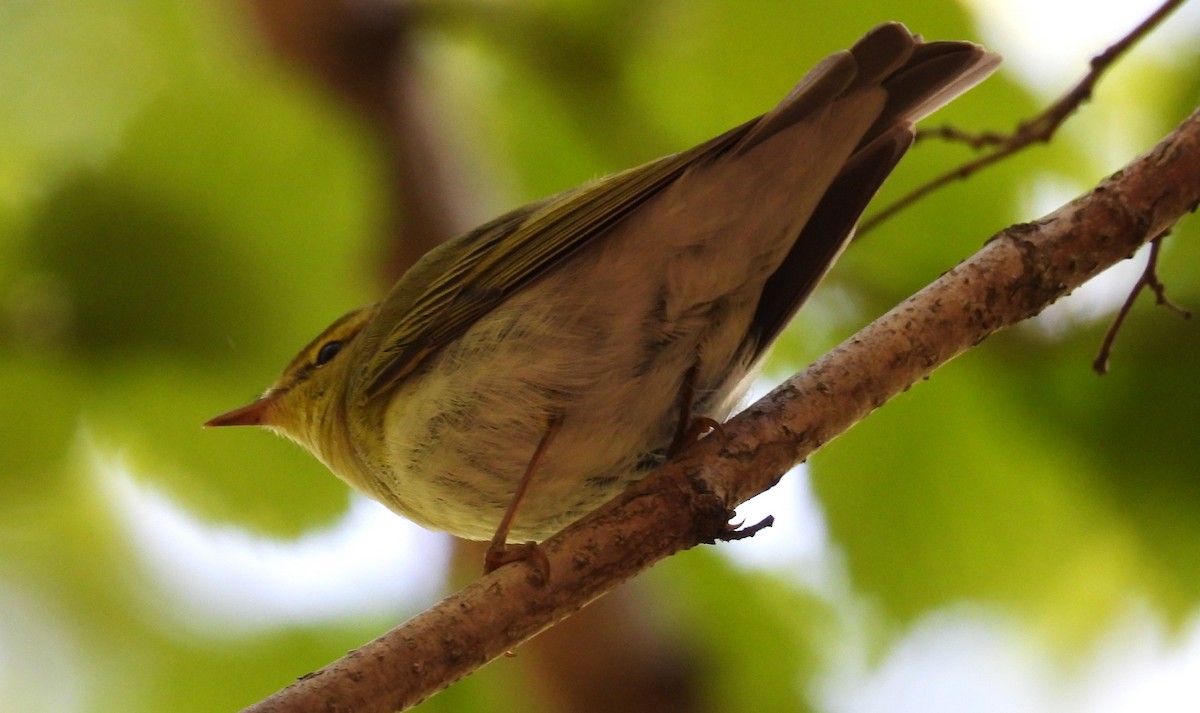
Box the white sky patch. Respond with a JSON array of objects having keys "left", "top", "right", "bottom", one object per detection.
[
  {"left": 820, "top": 606, "right": 1060, "bottom": 713},
  {"left": 1072, "top": 607, "right": 1200, "bottom": 713},
  {"left": 95, "top": 452, "right": 450, "bottom": 636},
  {"left": 0, "top": 584, "right": 86, "bottom": 713},
  {"left": 817, "top": 603, "right": 1200, "bottom": 713},
  {"left": 966, "top": 0, "right": 1200, "bottom": 95}
]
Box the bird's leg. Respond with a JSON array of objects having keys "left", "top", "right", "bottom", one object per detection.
[
  {"left": 669, "top": 358, "right": 723, "bottom": 456},
  {"left": 483, "top": 414, "right": 563, "bottom": 582}
]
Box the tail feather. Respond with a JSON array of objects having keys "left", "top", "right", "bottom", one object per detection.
[{"left": 744, "top": 23, "right": 999, "bottom": 355}]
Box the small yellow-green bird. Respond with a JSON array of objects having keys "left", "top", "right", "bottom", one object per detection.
[{"left": 209, "top": 23, "right": 998, "bottom": 560}]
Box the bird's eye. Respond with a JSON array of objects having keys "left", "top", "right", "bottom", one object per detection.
[{"left": 315, "top": 340, "right": 344, "bottom": 367}]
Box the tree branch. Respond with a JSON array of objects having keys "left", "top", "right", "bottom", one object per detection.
[
  {"left": 859, "top": 0, "right": 1188, "bottom": 234},
  {"left": 240, "top": 101, "right": 1200, "bottom": 712}
]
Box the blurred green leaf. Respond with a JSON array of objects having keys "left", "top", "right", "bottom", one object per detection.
[{"left": 651, "top": 551, "right": 833, "bottom": 713}]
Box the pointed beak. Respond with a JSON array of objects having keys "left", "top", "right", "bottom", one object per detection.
[{"left": 204, "top": 395, "right": 276, "bottom": 428}]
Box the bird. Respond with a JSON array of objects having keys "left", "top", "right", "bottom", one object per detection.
[{"left": 207, "top": 23, "right": 999, "bottom": 568}]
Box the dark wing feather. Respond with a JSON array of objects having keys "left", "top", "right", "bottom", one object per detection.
[
  {"left": 747, "top": 126, "right": 910, "bottom": 353},
  {"left": 745, "top": 31, "right": 998, "bottom": 357}
]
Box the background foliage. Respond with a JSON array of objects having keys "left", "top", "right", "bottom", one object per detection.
[{"left": 2, "top": 0, "right": 1199, "bottom": 711}]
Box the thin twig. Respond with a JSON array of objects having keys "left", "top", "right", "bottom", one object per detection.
[
  {"left": 859, "top": 0, "right": 1188, "bottom": 235},
  {"left": 1093, "top": 234, "right": 1192, "bottom": 374},
  {"left": 915, "top": 125, "right": 1010, "bottom": 149}
]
